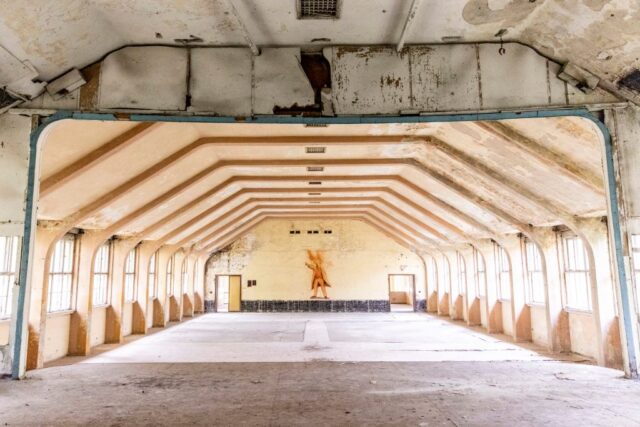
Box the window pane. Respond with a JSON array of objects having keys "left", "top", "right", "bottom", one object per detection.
[
  {"left": 0, "top": 236, "right": 20, "bottom": 317},
  {"left": 48, "top": 236, "right": 76, "bottom": 312}
]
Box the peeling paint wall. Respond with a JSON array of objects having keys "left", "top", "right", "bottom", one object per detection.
[{"left": 205, "top": 219, "right": 425, "bottom": 304}]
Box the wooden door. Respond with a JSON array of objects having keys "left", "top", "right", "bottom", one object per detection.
[{"left": 228, "top": 275, "right": 241, "bottom": 312}]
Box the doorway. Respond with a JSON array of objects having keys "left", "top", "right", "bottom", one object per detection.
[
  {"left": 389, "top": 274, "right": 415, "bottom": 312},
  {"left": 216, "top": 275, "right": 241, "bottom": 312}
]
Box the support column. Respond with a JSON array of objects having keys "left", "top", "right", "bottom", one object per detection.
[
  {"left": 26, "top": 223, "right": 66, "bottom": 370},
  {"left": 476, "top": 240, "right": 502, "bottom": 334},
  {"left": 105, "top": 238, "right": 137, "bottom": 344},
  {"left": 502, "top": 234, "right": 530, "bottom": 342},
  {"left": 577, "top": 217, "right": 622, "bottom": 368},
  {"left": 531, "top": 227, "right": 566, "bottom": 353},
  {"left": 68, "top": 230, "right": 107, "bottom": 356}
]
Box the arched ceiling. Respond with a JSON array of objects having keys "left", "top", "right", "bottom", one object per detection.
[
  {"left": 36, "top": 116, "right": 606, "bottom": 254},
  {"left": 0, "top": 0, "right": 638, "bottom": 91}
]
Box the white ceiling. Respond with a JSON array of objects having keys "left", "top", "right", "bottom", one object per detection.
[{"left": 0, "top": 0, "right": 638, "bottom": 86}]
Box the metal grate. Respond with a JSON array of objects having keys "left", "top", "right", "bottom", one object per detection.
[
  {"left": 298, "top": 0, "right": 340, "bottom": 19},
  {"left": 305, "top": 146, "right": 326, "bottom": 154},
  {"left": 307, "top": 166, "right": 324, "bottom": 172},
  {"left": 308, "top": 181, "right": 322, "bottom": 185}
]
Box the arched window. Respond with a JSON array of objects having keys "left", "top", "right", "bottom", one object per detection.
[
  {"left": 442, "top": 255, "right": 451, "bottom": 293},
  {"left": 166, "top": 255, "right": 175, "bottom": 296},
  {"left": 0, "top": 236, "right": 21, "bottom": 318},
  {"left": 524, "top": 239, "right": 545, "bottom": 305},
  {"left": 193, "top": 260, "right": 200, "bottom": 293},
  {"left": 148, "top": 251, "right": 158, "bottom": 299},
  {"left": 92, "top": 243, "right": 110, "bottom": 307},
  {"left": 473, "top": 248, "right": 486, "bottom": 298},
  {"left": 456, "top": 252, "right": 466, "bottom": 295},
  {"left": 494, "top": 244, "right": 511, "bottom": 301},
  {"left": 48, "top": 235, "right": 76, "bottom": 312},
  {"left": 124, "top": 248, "right": 137, "bottom": 302},
  {"left": 427, "top": 256, "right": 438, "bottom": 293},
  {"left": 181, "top": 259, "right": 188, "bottom": 295},
  {"left": 561, "top": 233, "right": 591, "bottom": 311}
]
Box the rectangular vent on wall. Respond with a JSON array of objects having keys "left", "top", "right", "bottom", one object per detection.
[
  {"left": 324, "top": 230, "right": 332, "bottom": 234},
  {"left": 297, "top": 0, "right": 340, "bottom": 19},
  {"left": 307, "top": 166, "right": 324, "bottom": 172},
  {"left": 305, "top": 146, "right": 326, "bottom": 154},
  {"left": 289, "top": 230, "right": 301, "bottom": 235},
  {"left": 308, "top": 181, "right": 322, "bottom": 185},
  {"left": 308, "top": 192, "right": 322, "bottom": 196}
]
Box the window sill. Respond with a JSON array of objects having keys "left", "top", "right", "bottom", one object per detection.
[
  {"left": 92, "top": 304, "right": 109, "bottom": 309},
  {"left": 526, "top": 302, "right": 546, "bottom": 308},
  {"left": 47, "top": 309, "right": 74, "bottom": 317},
  {"left": 0, "top": 317, "right": 11, "bottom": 323},
  {"left": 564, "top": 307, "right": 593, "bottom": 315}
]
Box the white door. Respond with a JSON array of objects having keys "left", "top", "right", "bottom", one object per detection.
[{"left": 216, "top": 276, "right": 230, "bottom": 312}]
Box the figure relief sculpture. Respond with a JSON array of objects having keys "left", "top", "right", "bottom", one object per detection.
[{"left": 305, "top": 250, "right": 331, "bottom": 299}]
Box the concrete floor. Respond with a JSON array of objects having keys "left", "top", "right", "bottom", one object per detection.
[{"left": 1, "top": 313, "right": 640, "bottom": 426}]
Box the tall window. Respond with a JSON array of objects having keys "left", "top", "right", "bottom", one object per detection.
[
  {"left": 0, "top": 236, "right": 20, "bottom": 318},
  {"left": 474, "top": 248, "right": 486, "bottom": 298},
  {"left": 524, "top": 239, "right": 545, "bottom": 305},
  {"left": 48, "top": 235, "right": 76, "bottom": 312},
  {"left": 562, "top": 234, "right": 591, "bottom": 311},
  {"left": 92, "top": 243, "right": 110, "bottom": 306},
  {"left": 631, "top": 235, "right": 640, "bottom": 312},
  {"left": 166, "top": 255, "right": 175, "bottom": 296},
  {"left": 442, "top": 255, "right": 451, "bottom": 294},
  {"left": 148, "top": 251, "right": 158, "bottom": 298},
  {"left": 495, "top": 244, "right": 511, "bottom": 301},
  {"left": 193, "top": 260, "right": 199, "bottom": 294},
  {"left": 456, "top": 252, "right": 466, "bottom": 295},
  {"left": 428, "top": 256, "right": 438, "bottom": 293},
  {"left": 124, "top": 248, "right": 137, "bottom": 302},
  {"left": 181, "top": 259, "right": 188, "bottom": 295}
]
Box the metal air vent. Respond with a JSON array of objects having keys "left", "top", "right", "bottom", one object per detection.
[
  {"left": 307, "top": 166, "right": 324, "bottom": 172},
  {"left": 297, "top": 0, "right": 340, "bottom": 19},
  {"left": 305, "top": 146, "right": 326, "bottom": 154}
]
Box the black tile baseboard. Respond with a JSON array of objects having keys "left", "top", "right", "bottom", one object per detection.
[{"left": 240, "top": 300, "right": 391, "bottom": 313}]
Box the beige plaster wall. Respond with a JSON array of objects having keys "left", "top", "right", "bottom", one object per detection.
[
  {"left": 206, "top": 219, "right": 425, "bottom": 303},
  {"left": 0, "top": 321, "right": 9, "bottom": 345},
  {"left": 90, "top": 307, "right": 106, "bottom": 347},
  {"left": 43, "top": 314, "right": 70, "bottom": 362},
  {"left": 530, "top": 304, "right": 549, "bottom": 347},
  {"left": 122, "top": 302, "right": 133, "bottom": 336},
  {"left": 569, "top": 311, "right": 598, "bottom": 359}
]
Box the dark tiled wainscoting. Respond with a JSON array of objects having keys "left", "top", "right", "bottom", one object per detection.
[{"left": 240, "top": 300, "right": 390, "bottom": 312}]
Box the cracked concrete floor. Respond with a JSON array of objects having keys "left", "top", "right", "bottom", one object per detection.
[{"left": 1, "top": 313, "right": 639, "bottom": 426}]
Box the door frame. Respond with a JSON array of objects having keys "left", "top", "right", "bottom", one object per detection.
[
  {"left": 215, "top": 274, "right": 242, "bottom": 312},
  {"left": 388, "top": 273, "right": 416, "bottom": 311}
]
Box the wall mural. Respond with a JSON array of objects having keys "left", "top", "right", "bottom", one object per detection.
[{"left": 305, "top": 250, "right": 331, "bottom": 299}]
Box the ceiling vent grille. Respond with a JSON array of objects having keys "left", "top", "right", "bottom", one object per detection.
[
  {"left": 297, "top": 0, "right": 340, "bottom": 19},
  {"left": 307, "top": 166, "right": 324, "bottom": 172},
  {"left": 306, "top": 146, "right": 326, "bottom": 154}
]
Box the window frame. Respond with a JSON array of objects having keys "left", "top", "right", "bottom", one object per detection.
[
  {"left": 473, "top": 247, "right": 486, "bottom": 298},
  {"left": 48, "top": 234, "right": 77, "bottom": 313},
  {"left": 166, "top": 255, "right": 175, "bottom": 296},
  {"left": 456, "top": 251, "right": 466, "bottom": 296},
  {"left": 523, "top": 238, "right": 545, "bottom": 306},
  {"left": 92, "top": 242, "right": 111, "bottom": 307},
  {"left": 561, "top": 233, "right": 592, "bottom": 312},
  {"left": 148, "top": 251, "right": 158, "bottom": 299},
  {"left": 442, "top": 255, "right": 451, "bottom": 294},
  {"left": 494, "top": 243, "right": 511, "bottom": 301},
  {"left": 180, "top": 258, "right": 188, "bottom": 296},
  {"left": 631, "top": 234, "right": 640, "bottom": 319},
  {"left": 0, "top": 236, "right": 21, "bottom": 319},
  {"left": 124, "top": 248, "right": 137, "bottom": 303}
]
